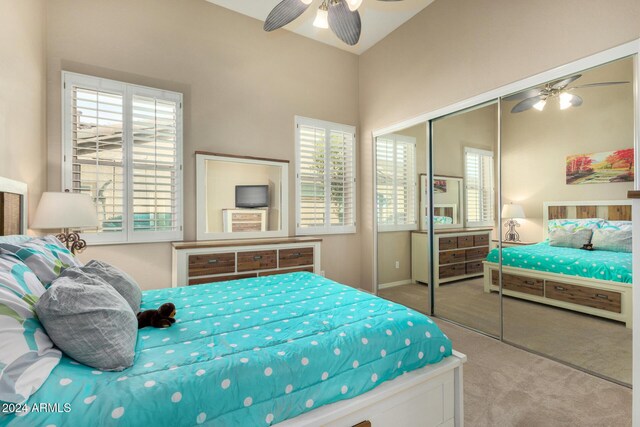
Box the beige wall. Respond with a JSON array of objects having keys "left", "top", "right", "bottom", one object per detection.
[
  {"left": 0, "top": 0, "right": 46, "bottom": 225},
  {"left": 502, "top": 57, "right": 635, "bottom": 242},
  {"left": 45, "top": 0, "right": 361, "bottom": 290},
  {"left": 359, "top": 0, "right": 640, "bottom": 291}
]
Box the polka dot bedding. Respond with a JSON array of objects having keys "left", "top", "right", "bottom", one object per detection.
[
  {"left": 486, "top": 241, "right": 632, "bottom": 283},
  {"left": 3, "top": 272, "right": 451, "bottom": 426}
]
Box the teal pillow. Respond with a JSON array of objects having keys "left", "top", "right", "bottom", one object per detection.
[
  {"left": 0, "top": 252, "right": 61, "bottom": 406},
  {"left": 548, "top": 218, "right": 604, "bottom": 233},
  {"left": 0, "top": 236, "right": 82, "bottom": 287}
]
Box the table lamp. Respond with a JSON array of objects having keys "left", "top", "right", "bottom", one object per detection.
[
  {"left": 31, "top": 191, "right": 99, "bottom": 254},
  {"left": 502, "top": 203, "right": 525, "bottom": 242}
]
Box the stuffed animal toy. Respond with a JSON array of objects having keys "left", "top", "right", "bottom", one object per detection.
[
  {"left": 137, "top": 302, "right": 176, "bottom": 329},
  {"left": 581, "top": 243, "right": 594, "bottom": 251}
]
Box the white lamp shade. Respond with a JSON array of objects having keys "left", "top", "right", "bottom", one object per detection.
[
  {"left": 31, "top": 192, "right": 99, "bottom": 230},
  {"left": 501, "top": 203, "right": 525, "bottom": 219}
]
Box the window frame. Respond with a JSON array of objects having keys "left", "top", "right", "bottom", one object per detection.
[
  {"left": 376, "top": 134, "right": 418, "bottom": 233},
  {"left": 463, "top": 146, "right": 495, "bottom": 228},
  {"left": 295, "top": 116, "right": 357, "bottom": 236},
  {"left": 62, "top": 71, "right": 184, "bottom": 245}
]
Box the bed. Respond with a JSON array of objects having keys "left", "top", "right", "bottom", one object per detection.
[
  {"left": 0, "top": 178, "right": 466, "bottom": 427},
  {"left": 483, "top": 200, "right": 633, "bottom": 328}
]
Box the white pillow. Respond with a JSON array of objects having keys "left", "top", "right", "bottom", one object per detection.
[
  {"left": 591, "top": 229, "right": 632, "bottom": 253},
  {"left": 548, "top": 228, "right": 593, "bottom": 249},
  {"left": 548, "top": 218, "right": 604, "bottom": 233}
]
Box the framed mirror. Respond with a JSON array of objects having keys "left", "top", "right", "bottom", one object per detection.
[
  {"left": 432, "top": 175, "right": 463, "bottom": 228},
  {"left": 196, "top": 152, "right": 288, "bottom": 240}
]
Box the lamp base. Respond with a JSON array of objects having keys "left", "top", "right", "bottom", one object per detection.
[
  {"left": 56, "top": 229, "right": 87, "bottom": 255},
  {"left": 503, "top": 219, "right": 521, "bottom": 243}
]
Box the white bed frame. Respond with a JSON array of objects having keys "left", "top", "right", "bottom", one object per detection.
[
  {"left": 484, "top": 200, "right": 633, "bottom": 328},
  {"left": 276, "top": 351, "right": 467, "bottom": 427}
]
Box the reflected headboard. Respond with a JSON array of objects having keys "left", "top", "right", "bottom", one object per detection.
[
  {"left": 0, "top": 177, "right": 27, "bottom": 236},
  {"left": 542, "top": 200, "right": 631, "bottom": 239}
]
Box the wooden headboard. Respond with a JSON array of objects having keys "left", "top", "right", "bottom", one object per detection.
[
  {"left": 0, "top": 177, "right": 27, "bottom": 236},
  {"left": 543, "top": 200, "right": 631, "bottom": 239},
  {"left": 434, "top": 203, "right": 456, "bottom": 220}
]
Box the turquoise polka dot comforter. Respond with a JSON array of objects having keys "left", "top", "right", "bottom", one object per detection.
[
  {"left": 486, "top": 242, "right": 632, "bottom": 283},
  {"left": 4, "top": 272, "right": 451, "bottom": 427}
]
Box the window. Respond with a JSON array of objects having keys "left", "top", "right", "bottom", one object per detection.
[
  {"left": 464, "top": 147, "right": 494, "bottom": 227},
  {"left": 295, "top": 116, "right": 356, "bottom": 235},
  {"left": 376, "top": 134, "right": 417, "bottom": 231},
  {"left": 62, "top": 72, "right": 183, "bottom": 244}
]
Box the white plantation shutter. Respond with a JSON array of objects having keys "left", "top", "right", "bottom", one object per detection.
[
  {"left": 464, "top": 147, "right": 494, "bottom": 227},
  {"left": 376, "top": 135, "right": 417, "bottom": 231},
  {"left": 63, "top": 73, "right": 183, "bottom": 244},
  {"left": 296, "top": 116, "right": 356, "bottom": 235}
]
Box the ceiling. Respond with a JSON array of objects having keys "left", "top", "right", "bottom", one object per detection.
[{"left": 205, "top": 0, "right": 435, "bottom": 55}]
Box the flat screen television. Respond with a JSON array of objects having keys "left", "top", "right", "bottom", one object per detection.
[{"left": 235, "top": 185, "right": 269, "bottom": 208}]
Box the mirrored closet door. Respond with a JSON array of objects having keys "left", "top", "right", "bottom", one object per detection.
[
  {"left": 500, "top": 56, "right": 635, "bottom": 385},
  {"left": 431, "top": 102, "right": 500, "bottom": 337}
]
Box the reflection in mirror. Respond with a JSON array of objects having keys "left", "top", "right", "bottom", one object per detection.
[
  {"left": 499, "top": 55, "right": 634, "bottom": 385},
  {"left": 376, "top": 123, "right": 430, "bottom": 314},
  {"left": 196, "top": 153, "right": 288, "bottom": 240},
  {"left": 432, "top": 102, "right": 499, "bottom": 337}
]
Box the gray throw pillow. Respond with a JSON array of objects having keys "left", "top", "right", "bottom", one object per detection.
[
  {"left": 591, "top": 228, "right": 632, "bottom": 253},
  {"left": 61, "top": 260, "right": 141, "bottom": 313},
  {"left": 34, "top": 275, "right": 137, "bottom": 371},
  {"left": 548, "top": 228, "right": 593, "bottom": 249}
]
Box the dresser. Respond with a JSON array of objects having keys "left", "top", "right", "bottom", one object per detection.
[
  {"left": 222, "top": 208, "right": 267, "bottom": 232},
  {"left": 172, "top": 237, "right": 321, "bottom": 287},
  {"left": 433, "top": 228, "right": 492, "bottom": 287}
]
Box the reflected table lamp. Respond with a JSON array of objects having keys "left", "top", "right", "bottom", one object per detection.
[
  {"left": 502, "top": 203, "right": 525, "bottom": 242},
  {"left": 31, "top": 191, "right": 99, "bottom": 254}
]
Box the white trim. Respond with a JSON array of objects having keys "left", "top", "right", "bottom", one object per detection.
[
  {"left": 378, "top": 279, "right": 414, "bottom": 289},
  {"left": 195, "top": 154, "right": 289, "bottom": 241},
  {"left": 0, "top": 177, "right": 28, "bottom": 235},
  {"left": 295, "top": 115, "right": 357, "bottom": 236},
  {"left": 61, "top": 71, "right": 184, "bottom": 245}
]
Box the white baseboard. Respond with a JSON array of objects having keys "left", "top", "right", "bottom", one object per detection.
[{"left": 378, "top": 280, "right": 414, "bottom": 289}]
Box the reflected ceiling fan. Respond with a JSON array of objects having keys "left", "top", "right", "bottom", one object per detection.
[
  {"left": 504, "top": 74, "right": 629, "bottom": 113},
  {"left": 264, "top": 0, "right": 403, "bottom": 46}
]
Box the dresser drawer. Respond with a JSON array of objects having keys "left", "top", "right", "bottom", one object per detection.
[
  {"left": 439, "top": 264, "right": 465, "bottom": 279},
  {"left": 258, "top": 266, "right": 314, "bottom": 277},
  {"left": 188, "top": 253, "right": 235, "bottom": 277},
  {"left": 491, "top": 271, "right": 543, "bottom": 296},
  {"left": 474, "top": 234, "right": 489, "bottom": 247},
  {"left": 279, "top": 247, "right": 314, "bottom": 268},
  {"left": 465, "top": 261, "right": 484, "bottom": 275},
  {"left": 545, "top": 281, "right": 621, "bottom": 313},
  {"left": 232, "top": 212, "right": 262, "bottom": 221},
  {"left": 439, "top": 249, "right": 465, "bottom": 265},
  {"left": 439, "top": 237, "right": 457, "bottom": 250},
  {"left": 465, "top": 247, "right": 489, "bottom": 261},
  {"left": 237, "top": 250, "right": 277, "bottom": 272},
  {"left": 188, "top": 273, "right": 256, "bottom": 286},
  {"left": 457, "top": 235, "right": 474, "bottom": 248},
  {"left": 232, "top": 222, "right": 263, "bottom": 232}
]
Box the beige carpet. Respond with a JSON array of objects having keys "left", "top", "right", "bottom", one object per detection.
[
  {"left": 380, "top": 280, "right": 632, "bottom": 384},
  {"left": 434, "top": 319, "right": 632, "bottom": 427}
]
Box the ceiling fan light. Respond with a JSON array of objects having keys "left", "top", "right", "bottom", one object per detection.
[
  {"left": 533, "top": 99, "right": 546, "bottom": 111},
  {"left": 346, "top": 0, "right": 363, "bottom": 11},
  {"left": 300, "top": 0, "right": 313, "bottom": 4},
  {"left": 313, "top": 3, "right": 329, "bottom": 28},
  {"left": 559, "top": 92, "right": 574, "bottom": 110}
]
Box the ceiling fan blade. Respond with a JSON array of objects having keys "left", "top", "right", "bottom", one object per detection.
[
  {"left": 502, "top": 88, "right": 543, "bottom": 102},
  {"left": 264, "top": 0, "right": 311, "bottom": 32},
  {"left": 377, "top": 0, "right": 404, "bottom": 1},
  {"left": 511, "top": 96, "right": 543, "bottom": 113},
  {"left": 549, "top": 74, "right": 581, "bottom": 90},
  {"left": 328, "top": 0, "right": 361, "bottom": 46},
  {"left": 570, "top": 81, "right": 630, "bottom": 89}
]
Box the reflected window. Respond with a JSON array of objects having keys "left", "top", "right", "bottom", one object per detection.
[{"left": 464, "top": 147, "right": 494, "bottom": 227}]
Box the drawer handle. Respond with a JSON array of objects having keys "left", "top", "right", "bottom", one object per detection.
[
  {"left": 253, "top": 255, "right": 263, "bottom": 260},
  {"left": 554, "top": 285, "right": 565, "bottom": 291},
  {"left": 208, "top": 259, "right": 218, "bottom": 264},
  {"left": 292, "top": 252, "right": 301, "bottom": 257},
  {"left": 595, "top": 294, "right": 609, "bottom": 300},
  {"left": 523, "top": 280, "right": 535, "bottom": 286}
]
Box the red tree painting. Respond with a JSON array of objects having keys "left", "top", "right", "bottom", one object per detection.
[{"left": 566, "top": 149, "right": 634, "bottom": 184}]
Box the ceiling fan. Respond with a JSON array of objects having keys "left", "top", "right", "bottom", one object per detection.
[
  {"left": 264, "top": 0, "right": 403, "bottom": 46},
  {"left": 504, "top": 74, "right": 629, "bottom": 113}
]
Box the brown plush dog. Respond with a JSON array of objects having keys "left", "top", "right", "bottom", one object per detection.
[{"left": 137, "top": 303, "right": 176, "bottom": 329}]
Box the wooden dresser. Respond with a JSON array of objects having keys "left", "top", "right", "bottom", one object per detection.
[
  {"left": 172, "top": 237, "right": 321, "bottom": 287},
  {"left": 433, "top": 228, "right": 492, "bottom": 287}
]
